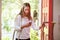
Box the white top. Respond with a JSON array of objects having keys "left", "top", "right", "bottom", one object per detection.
[{"left": 14, "top": 15, "right": 39, "bottom": 39}]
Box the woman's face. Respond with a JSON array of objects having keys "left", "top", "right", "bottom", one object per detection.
[{"left": 24, "top": 6, "right": 30, "bottom": 16}]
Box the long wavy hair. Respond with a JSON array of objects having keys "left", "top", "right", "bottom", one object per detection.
[{"left": 18, "top": 3, "right": 32, "bottom": 20}]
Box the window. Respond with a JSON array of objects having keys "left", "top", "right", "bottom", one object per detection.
[{"left": 2, "top": 0, "right": 40, "bottom": 40}]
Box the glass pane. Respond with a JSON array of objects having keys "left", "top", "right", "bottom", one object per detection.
[{"left": 2, "top": 0, "right": 41, "bottom": 40}]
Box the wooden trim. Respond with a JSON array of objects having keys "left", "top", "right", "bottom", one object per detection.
[
  {"left": 41, "top": 0, "right": 44, "bottom": 40},
  {"left": 49, "top": 0, "right": 53, "bottom": 40}
]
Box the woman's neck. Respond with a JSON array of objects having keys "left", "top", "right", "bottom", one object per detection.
[
  {"left": 22, "top": 14, "right": 26, "bottom": 17},
  {"left": 21, "top": 13, "right": 32, "bottom": 20}
]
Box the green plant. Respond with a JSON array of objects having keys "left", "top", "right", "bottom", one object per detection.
[{"left": 30, "top": 28, "right": 39, "bottom": 40}]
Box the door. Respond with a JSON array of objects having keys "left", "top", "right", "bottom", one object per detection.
[{"left": 41, "top": 0, "right": 53, "bottom": 40}]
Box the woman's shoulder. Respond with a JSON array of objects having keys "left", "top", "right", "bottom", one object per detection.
[
  {"left": 15, "top": 14, "right": 21, "bottom": 20},
  {"left": 17, "top": 14, "right": 21, "bottom": 17},
  {"left": 16, "top": 14, "right": 21, "bottom": 18}
]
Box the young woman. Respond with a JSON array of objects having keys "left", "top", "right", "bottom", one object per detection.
[{"left": 14, "top": 3, "right": 45, "bottom": 40}]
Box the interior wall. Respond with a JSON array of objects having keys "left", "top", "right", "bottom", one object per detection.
[
  {"left": 53, "top": 0, "right": 60, "bottom": 40},
  {"left": 0, "top": 0, "right": 1, "bottom": 40}
]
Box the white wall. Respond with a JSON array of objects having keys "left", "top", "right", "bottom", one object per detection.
[
  {"left": 0, "top": 0, "right": 1, "bottom": 40},
  {"left": 53, "top": 0, "right": 60, "bottom": 40}
]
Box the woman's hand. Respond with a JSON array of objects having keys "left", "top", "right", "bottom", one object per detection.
[
  {"left": 21, "top": 22, "right": 32, "bottom": 29},
  {"left": 39, "top": 22, "right": 45, "bottom": 29}
]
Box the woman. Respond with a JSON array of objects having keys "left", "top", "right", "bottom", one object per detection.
[{"left": 14, "top": 3, "right": 44, "bottom": 40}]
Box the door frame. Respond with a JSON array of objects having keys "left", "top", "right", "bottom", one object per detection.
[
  {"left": 41, "top": 0, "right": 53, "bottom": 40},
  {"left": 49, "top": 0, "right": 53, "bottom": 40}
]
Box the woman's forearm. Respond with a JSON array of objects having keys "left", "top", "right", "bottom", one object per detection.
[{"left": 21, "top": 22, "right": 31, "bottom": 29}]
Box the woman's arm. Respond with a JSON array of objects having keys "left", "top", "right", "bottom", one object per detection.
[
  {"left": 21, "top": 22, "right": 32, "bottom": 29},
  {"left": 15, "top": 15, "right": 32, "bottom": 31},
  {"left": 39, "top": 22, "right": 45, "bottom": 29},
  {"left": 15, "top": 15, "right": 22, "bottom": 31}
]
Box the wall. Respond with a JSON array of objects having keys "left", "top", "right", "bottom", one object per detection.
[
  {"left": 53, "top": 0, "right": 60, "bottom": 40},
  {"left": 0, "top": 0, "right": 1, "bottom": 40}
]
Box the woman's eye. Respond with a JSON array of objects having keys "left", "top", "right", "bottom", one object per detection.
[{"left": 25, "top": 9, "right": 29, "bottom": 10}]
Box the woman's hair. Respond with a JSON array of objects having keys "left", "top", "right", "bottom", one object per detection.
[{"left": 18, "top": 3, "right": 32, "bottom": 20}]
